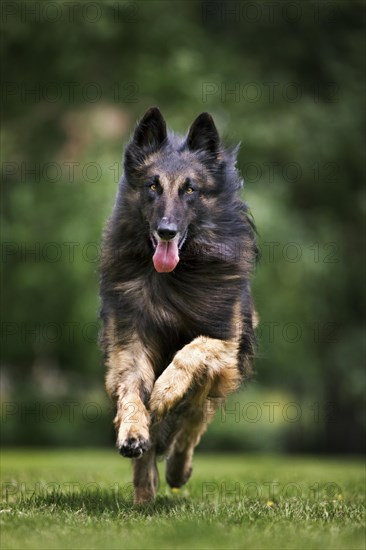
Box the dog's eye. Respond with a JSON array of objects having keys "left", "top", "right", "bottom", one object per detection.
[
  {"left": 185, "top": 186, "right": 195, "bottom": 194},
  {"left": 149, "top": 183, "right": 158, "bottom": 192}
]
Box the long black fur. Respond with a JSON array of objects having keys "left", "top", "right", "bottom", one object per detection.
[{"left": 100, "top": 107, "right": 257, "bottom": 396}]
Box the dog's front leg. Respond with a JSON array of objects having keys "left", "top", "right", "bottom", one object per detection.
[
  {"left": 149, "top": 337, "right": 246, "bottom": 421},
  {"left": 106, "top": 340, "right": 159, "bottom": 503},
  {"left": 105, "top": 341, "right": 155, "bottom": 459}
]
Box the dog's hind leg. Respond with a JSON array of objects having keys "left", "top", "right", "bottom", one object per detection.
[
  {"left": 165, "top": 396, "right": 218, "bottom": 489},
  {"left": 164, "top": 364, "right": 244, "bottom": 489},
  {"left": 133, "top": 448, "right": 159, "bottom": 504}
]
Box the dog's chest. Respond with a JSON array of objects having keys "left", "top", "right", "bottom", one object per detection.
[{"left": 133, "top": 275, "right": 235, "bottom": 342}]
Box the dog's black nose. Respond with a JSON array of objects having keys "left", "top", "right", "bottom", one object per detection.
[{"left": 157, "top": 223, "right": 178, "bottom": 240}]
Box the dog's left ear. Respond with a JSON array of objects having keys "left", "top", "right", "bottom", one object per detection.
[
  {"left": 186, "top": 113, "right": 220, "bottom": 157},
  {"left": 132, "top": 107, "right": 167, "bottom": 151}
]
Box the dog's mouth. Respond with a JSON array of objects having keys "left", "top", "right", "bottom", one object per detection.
[{"left": 150, "top": 230, "right": 187, "bottom": 273}]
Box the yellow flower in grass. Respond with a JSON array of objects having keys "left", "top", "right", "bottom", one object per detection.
[{"left": 266, "top": 500, "right": 274, "bottom": 507}]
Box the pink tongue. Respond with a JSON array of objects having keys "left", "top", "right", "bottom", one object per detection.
[{"left": 153, "top": 240, "right": 180, "bottom": 273}]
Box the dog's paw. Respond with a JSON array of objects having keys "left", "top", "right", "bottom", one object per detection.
[
  {"left": 114, "top": 395, "right": 151, "bottom": 458},
  {"left": 166, "top": 450, "right": 193, "bottom": 488},
  {"left": 149, "top": 366, "right": 191, "bottom": 422},
  {"left": 118, "top": 436, "right": 151, "bottom": 458}
]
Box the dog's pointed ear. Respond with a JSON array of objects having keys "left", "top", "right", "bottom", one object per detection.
[
  {"left": 186, "top": 112, "right": 220, "bottom": 156},
  {"left": 132, "top": 107, "right": 167, "bottom": 151}
]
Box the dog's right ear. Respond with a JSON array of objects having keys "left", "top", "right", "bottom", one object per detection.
[
  {"left": 124, "top": 108, "right": 167, "bottom": 181},
  {"left": 131, "top": 107, "right": 167, "bottom": 151}
]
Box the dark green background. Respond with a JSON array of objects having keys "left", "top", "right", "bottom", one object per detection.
[{"left": 1, "top": 0, "right": 365, "bottom": 453}]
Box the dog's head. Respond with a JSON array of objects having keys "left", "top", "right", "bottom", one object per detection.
[{"left": 122, "top": 107, "right": 241, "bottom": 273}]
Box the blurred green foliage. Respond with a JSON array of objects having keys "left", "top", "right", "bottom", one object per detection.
[{"left": 1, "top": 1, "right": 365, "bottom": 452}]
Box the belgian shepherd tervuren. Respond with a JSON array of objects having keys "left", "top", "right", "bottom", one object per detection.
[{"left": 100, "top": 107, "right": 257, "bottom": 503}]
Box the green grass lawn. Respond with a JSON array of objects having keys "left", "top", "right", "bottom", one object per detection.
[{"left": 0, "top": 450, "right": 364, "bottom": 550}]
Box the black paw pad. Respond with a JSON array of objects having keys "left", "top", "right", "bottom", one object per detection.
[{"left": 118, "top": 437, "right": 151, "bottom": 458}]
